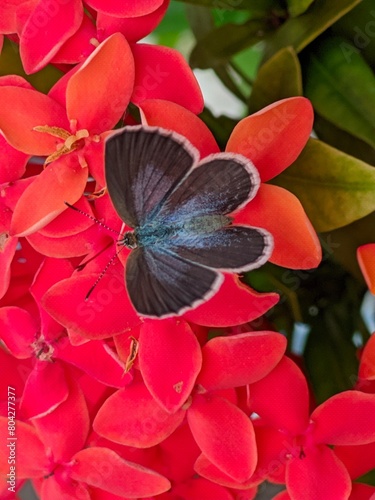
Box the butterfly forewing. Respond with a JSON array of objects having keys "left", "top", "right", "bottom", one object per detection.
[
  {"left": 156, "top": 154, "right": 260, "bottom": 224},
  {"left": 105, "top": 126, "right": 198, "bottom": 228},
  {"left": 126, "top": 246, "right": 223, "bottom": 318}
]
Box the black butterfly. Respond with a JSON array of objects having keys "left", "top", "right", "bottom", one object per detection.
[{"left": 105, "top": 126, "right": 273, "bottom": 318}]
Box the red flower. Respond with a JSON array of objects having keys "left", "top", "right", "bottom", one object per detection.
[
  {"left": 1, "top": 0, "right": 170, "bottom": 73},
  {"left": 196, "top": 356, "right": 375, "bottom": 499},
  {"left": 0, "top": 374, "right": 171, "bottom": 499},
  {"left": 93, "top": 329, "right": 287, "bottom": 482}
]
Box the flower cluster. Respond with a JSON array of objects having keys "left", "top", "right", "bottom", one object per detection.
[{"left": 0, "top": 2, "right": 374, "bottom": 499}]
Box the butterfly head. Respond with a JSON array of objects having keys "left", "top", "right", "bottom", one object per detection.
[{"left": 121, "top": 231, "right": 138, "bottom": 250}]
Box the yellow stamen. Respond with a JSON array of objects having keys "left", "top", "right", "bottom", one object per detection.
[{"left": 33, "top": 125, "right": 90, "bottom": 165}]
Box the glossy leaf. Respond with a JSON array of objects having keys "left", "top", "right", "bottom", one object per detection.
[
  {"left": 274, "top": 138, "right": 375, "bottom": 232},
  {"left": 190, "top": 19, "right": 268, "bottom": 69},
  {"left": 263, "top": 0, "right": 362, "bottom": 60},
  {"left": 249, "top": 46, "right": 302, "bottom": 113},
  {"left": 305, "top": 37, "right": 375, "bottom": 149},
  {"left": 178, "top": 0, "right": 279, "bottom": 9},
  {"left": 287, "top": 0, "right": 314, "bottom": 17}
]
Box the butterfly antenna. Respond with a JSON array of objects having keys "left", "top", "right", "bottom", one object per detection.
[
  {"left": 64, "top": 201, "right": 121, "bottom": 236},
  {"left": 85, "top": 244, "right": 127, "bottom": 300}
]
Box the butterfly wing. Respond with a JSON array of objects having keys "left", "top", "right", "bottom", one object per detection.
[
  {"left": 126, "top": 246, "right": 223, "bottom": 318},
  {"left": 161, "top": 225, "right": 273, "bottom": 273},
  {"left": 157, "top": 153, "right": 260, "bottom": 223},
  {"left": 105, "top": 126, "right": 199, "bottom": 228}
]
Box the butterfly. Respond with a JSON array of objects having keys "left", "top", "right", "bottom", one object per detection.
[{"left": 105, "top": 125, "right": 273, "bottom": 318}]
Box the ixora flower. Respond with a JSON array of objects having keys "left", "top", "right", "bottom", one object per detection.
[
  {"left": 0, "top": 375, "right": 171, "bottom": 499},
  {"left": 194, "top": 356, "right": 375, "bottom": 499},
  {"left": 0, "top": 0, "right": 170, "bottom": 73},
  {"left": 93, "top": 329, "right": 287, "bottom": 482},
  {"left": 0, "top": 32, "right": 202, "bottom": 238}
]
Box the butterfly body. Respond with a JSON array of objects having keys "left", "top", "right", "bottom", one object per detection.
[{"left": 105, "top": 125, "right": 273, "bottom": 318}]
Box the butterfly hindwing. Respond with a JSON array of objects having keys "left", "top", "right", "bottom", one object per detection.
[
  {"left": 161, "top": 225, "right": 273, "bottom": 272},
  {"left": 126, "top": 246, "right": 223, "bottom": 318},
  {"left": 105, "top": 126, "right": 198, "bottom": 228}
]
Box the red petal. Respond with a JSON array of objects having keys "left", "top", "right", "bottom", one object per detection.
[
  {"left": 0, "top": 86, "right": 68, "bottom": 154},
  {"left": 312, "top": 391, "right": 375, "bottom": 445},
  {"left": 286, "top": 445, "right": 351, "bottom": 500},
  {"left": 70, "top": 446, "right": 171, "bottom": 497},
  {"left": 0, "top": 205, "right": 18, "bottom": 299},
  {"left": 249, "top": 356, "right": 310, "bottom": 434},
  {"left": 184, "top": 275, "right": 279, "bottom": 327},
  {"left": 97, "top": 1, "right": 169, "bottom": 42},
  {"left": 0, "top": 349, "right": 33, "bottom": 415},
  {"left": 335, "top": 441, "right": 375, "bottom": 480},
  {"left": 187, "top": 394, "right": 257, "bottom": 482},
  {"left": 41, "top": 475, "right": 90, "bottom": 500},
  {"left": 0, "top": 306, "right": 36, "bottom": 358},
  {"left": 29, "top": 255, "right": 74, "bottom": 308},
  {"left": 42, "top": 271, "right": 140, "bottom": 339},
  {"left": 273, "top": 493, "right": 290, "bottom": 500},
  {"left": 235, "top": 184, "right": 322, "bottom": 269},
  {"left": 66, "top": 33, "right": 134, "bottom": 133},
  {"left": 0, "top": 0, "right": 24, "bottom": 32},
  {"left": 132, "top": 44, "right": 203, "bottom": 113},
  {"left": 26, "top": 223, "right": 99, "bottom": 258},
  {"left": 10, "top": 158, "right": 88, "bottom": 236},
  {"left": 194, "top": 454, "right": 260, "bottom": 490},
  {"left": 55, "top": 340, "right": 132, "bottom": 388},
  {"left": 158, "top": 423, "right": 200, "bottom": 482},
  {"left": 139, "top": 318, "right": 202, "bottom": 413},
  {"left": 174, "top": 477, "right": 234, "bottom": 500},
  {"left": 84, "top": 0, "right": 164, "bottom": 16},
  {"left": 19, "top": 0, "right": 83, "bottom": 73},
  {"left": 38, "top": 195, "right": 94, "bottom": 238},
  {"left": 20, "top": 361, "right": 69, "bottom": 419},
  {"left": 31, "top": 375, "right": 89, "bottom": 461},
  {"left": 358, "top": 335, "right": 375, "bottom": 381},
  {"left": 357, "top": 244, "right": 375, "bottom": 294},
  {"left": 30, "top": 257, "right": 74, "bottom": 336},
  {"left": 226, "top": 97, "right": 314, "bottom": 181},
  {"left": 139, "top": 99, "right": 220, "bottom": 157},
  {"left": 197, "top": 331, "right": 286, "bottom": 391},
  {"left": 252, "top": 424, "right": 289, "bottom": 484},
  {"left": 349, "top": 483, "right": 375, "bottom": 499},
  {"left": 0, "top": 417, "right": 47, "bottom": 478},
  {"left": 93, "top": 382, "right": 185, "bottom": 447},
  {"left": 51, "top": 14, "right": 96, "bottom": 65},
  {"left": 0, "top": 135, "right": 29, "bottom": 183}
]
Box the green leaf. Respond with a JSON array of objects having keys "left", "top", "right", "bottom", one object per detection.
[
  {"left": 305, "top": 310, "right": 359, "bottom": 403},
  {"left": 273, "top": 138, "right": 375, "bottom": 232},
  {"left": 287, "top": 0, "right": 314, "bottom": 18},
  {"left": 322, "top": 211, "right": 375, "bottom": 281},
  {"left": 189, "top": 19, "right": 269, "bottom": 69},
  {"left": 305, "top": 37, "right": 375, "bottom": 150},
  {"left": 248, "top": 46, "right": 302, "bottom": 112},
  {"left": 314, "top": 115, "right": 375, "bottom": 167},
  {"left": 262, "top": 0, "right": 362, "bottom": 60},
  {"left": 175, "top": 0, "right": 280, "bottom": 10},
  {"left": 332, "top": 0, "right": 375, "bottom": 68}
]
